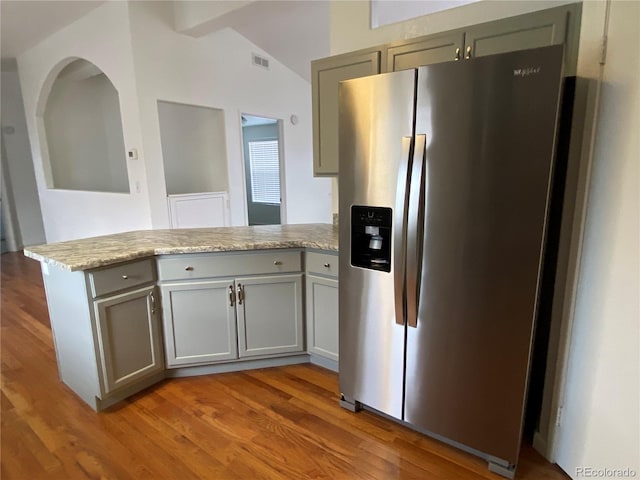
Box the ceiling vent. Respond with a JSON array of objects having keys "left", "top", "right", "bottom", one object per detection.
[{"left": 252, "top": 53, "right": 270, "bottom": 70}]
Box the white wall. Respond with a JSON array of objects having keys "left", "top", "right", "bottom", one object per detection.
[
  {"left": 553, "top": 1, "right": 640, "bottom": 477},
  {"left": 157, "top": 101, "right": 229, "bottom": 195},
  {"left": 127, "top": 1, "right": 331, "bottom": 227},
  {"left": 172, "top": 0, "right": 253, "bottom": 36},
  {"left": 17, "top": 0, "right": 330, "bottom": 242},
  {"left": 44, "top": 70, "right": 129, "bottom": 193},
  {"left": 17, "top": 1, "right": 151, "bottom": 243},
  {"left": 0, "top": 68, "right": 45, "bottom": 248},
  {"left": 371, "top": 0, "right": 481, "bottom": 28}
]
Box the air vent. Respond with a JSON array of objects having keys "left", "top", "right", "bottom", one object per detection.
[{"left": 252, "top": 53, "right": 270, "bottom": 70}]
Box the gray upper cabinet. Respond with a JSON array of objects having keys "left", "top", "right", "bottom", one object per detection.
[
  {"left": 311, "top": 3, "right": 581, "bottom": 176},
  {"left": 312, "top": 49, "right": 381, "bottom": 176},
  {"left": 464, "top": 3, "right": 581, "bottom": 75},
  {"left": 387, "top": 32, "right": 464, "bottom": 72}
]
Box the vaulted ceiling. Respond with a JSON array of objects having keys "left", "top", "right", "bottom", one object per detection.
[{"left": 0, "top": 0, "right": 330, "bottom": 81}]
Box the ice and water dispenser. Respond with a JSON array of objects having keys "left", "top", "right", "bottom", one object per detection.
[{"left": 351, "top": 206, "right": 392, "bottom": 273}]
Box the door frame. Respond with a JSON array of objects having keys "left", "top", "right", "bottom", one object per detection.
[
  {"left": 0, "top": 133, "right": 21, "bottom": 252},
  {"left": 238, "top": 112, "right": 287, "bottom": 225}
]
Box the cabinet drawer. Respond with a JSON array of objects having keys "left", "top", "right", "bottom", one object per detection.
[
  {"left": 158, "top": 251, "right": 302, "bottom": 281},
  {"left": 306, "top": 252, "right": 338, "bottom": 278},
  {"left": 89, "top": 258, "right": 156, "bottom": 298}
]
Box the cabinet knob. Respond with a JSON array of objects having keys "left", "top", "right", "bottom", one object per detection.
[
  {"left": 324, "top": 263, "right": 331, "bottom": 268},
  {"left": 185, "top": 266, "right": 194, "bottom": 271},
  {"left": 465, "top": 45, "right": 472, "bottom": 60},
  {"left": 273, "top": 260, "right": 282, "bottom": 266},
  {"left": 454, "top": 47, "right": 461, "bottom": 61},
  {"left": 121, "top": 275, "right": 129, "bottom": 280}
]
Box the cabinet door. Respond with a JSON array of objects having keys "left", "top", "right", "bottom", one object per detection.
[
  {"left": 236, "top": 274, "right": 303, "bottom": 358},
  {"left": 387, "top": 32, "right": 464, "bottom": 72},
  {"left": 94, "top": 286, "right": 164, "bottom": 395},
  {"left": 160, "top": 280, "right": 238, "bottom": 367},
  {"left": 305, "top": 275, "right": 338, "bottom": 362},
  {"left": 464, "top": 3, "right": 581, "bottom": 75},
  {"left": 312, "top": 50, "right": 381, "bottom": 176}
]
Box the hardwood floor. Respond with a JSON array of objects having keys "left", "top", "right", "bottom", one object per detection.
[{"left": 1, "top": 252, "right": 570, "bottom": 480}]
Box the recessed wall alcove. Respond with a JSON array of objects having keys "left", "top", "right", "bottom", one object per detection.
[{"left": 40, "top": 58, "right": 129, "bottom": 193}]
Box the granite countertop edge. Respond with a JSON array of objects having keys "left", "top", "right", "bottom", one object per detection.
[{"left": 23, "top": 224, "right": 339, "bottom": 272}]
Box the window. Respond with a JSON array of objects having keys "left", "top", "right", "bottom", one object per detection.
[{"left": 248, "top": 140, "right": 280, "bottom": 204}]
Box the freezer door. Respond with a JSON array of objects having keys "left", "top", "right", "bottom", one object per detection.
[
  {"left": 405, "top": 46, "right": 564, "bottom": 466},
  {"left": 338, "top": 69, "right": 415, "bottom": 419}
]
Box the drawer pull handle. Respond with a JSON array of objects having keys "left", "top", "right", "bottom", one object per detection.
[
  {"left": 121, "top": 275, "right": 129, "bottom": 280},
  {"left": 185, "top": 266, "right": 194, "bottom": 271},
  {"left": 273, "top": 260, "right": 282, "bottom": 266},
  {"left": 150, "top": 290, "right": 156, "bottom": 314},
  {"left": 229, "top": 285, "right": 235, "bottom": 307},
  {"left": 323, "top": 263, "right": 331, "bottom": 268},
  {"left": 237, "top": 284, "right": 244, "bottom": 305}
]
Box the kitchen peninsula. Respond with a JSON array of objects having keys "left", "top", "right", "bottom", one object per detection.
[{"left": 24, "top": 224, "right": 339, "bottom": 411}]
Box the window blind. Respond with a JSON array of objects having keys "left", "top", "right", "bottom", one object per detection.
[{"left": 248, "top": 140, "right": 281, "bottom": 204}]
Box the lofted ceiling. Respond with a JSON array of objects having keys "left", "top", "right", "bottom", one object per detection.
[
  {"left": 0, "top": 0, "right": 330, "bottom": 81},
  {"left": 0, "top": 1, "right": 106, "bottom": 59}
]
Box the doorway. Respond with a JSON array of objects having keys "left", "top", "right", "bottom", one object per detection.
[{"left": 241, "top": 114, "right": 283, "bottom": 225}]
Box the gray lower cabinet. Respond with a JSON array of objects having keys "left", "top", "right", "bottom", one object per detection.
[
  {"left": 305, "top": 251, "right": 339, "bottom": 365},
  {"left": 236, "top": 275, "right": 304, "bottom": 358},
  {"left": 93, "top": 285, "right": 164, "bottom": 394},
  {"left": 160, "top": 280, "right": 238, "bottom": 366},
  {"left": 158, "top": 251, "right": 305, "bottom": 368},
  {"left": 305, "top": 275, "right": 338, "bottom": 362},
  {"left": 41, "top": 258, "right": 165, "bottom": 411}
]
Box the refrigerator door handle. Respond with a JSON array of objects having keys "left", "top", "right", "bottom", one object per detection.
[
  {"left": 394, "top": 136, "right": 413, "bottom": 326},
  {"left": 406, "top": 134, "right": 427, "bottom": 328}
]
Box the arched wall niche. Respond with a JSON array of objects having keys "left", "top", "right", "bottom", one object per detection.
[{"left": 37, "top": 58, "right": 130, "bottom": 193}]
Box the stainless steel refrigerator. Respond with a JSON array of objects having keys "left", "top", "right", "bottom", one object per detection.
[{"left": 338, "top": 45, "right": 565, "bottom": 478}]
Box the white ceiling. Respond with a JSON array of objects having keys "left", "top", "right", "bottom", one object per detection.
[
  {"left": 0, "top": 0, "right": 330, "bottom": 81},
  {"left": 208, "top": 1, "right": 330, "bottom": 81},
  {"left": 0, "top": 1, "right": 106, "bottom": 59}
]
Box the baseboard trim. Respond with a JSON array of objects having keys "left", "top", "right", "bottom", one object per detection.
[{"left": 533, "top": 431, "right": 550, "bottom": 460}]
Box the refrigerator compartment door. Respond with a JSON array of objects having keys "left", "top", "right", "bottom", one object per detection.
[
  {"left": 405, "top": 45, "right": 565, "bottom": 465},
  {"left": 406, "top": 134, "right": 427, "bottom": 328},
  {"left": 338, "top": 68, "right": 416, "bottom": 420}
]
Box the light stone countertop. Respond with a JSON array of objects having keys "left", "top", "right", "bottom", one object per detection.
[{"left": 24, "top": 223, "right": 339, "bottom": 272}]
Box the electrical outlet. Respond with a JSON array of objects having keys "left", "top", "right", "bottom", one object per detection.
[{"left": 128, "top": 149, "right": 138, "bottom": 160}]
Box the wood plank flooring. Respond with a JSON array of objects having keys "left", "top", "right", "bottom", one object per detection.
[{"left": 1, "top": 252, "right": 570, "bottom": 479}]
